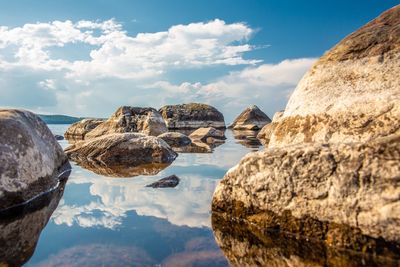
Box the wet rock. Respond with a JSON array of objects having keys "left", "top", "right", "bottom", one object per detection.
[
  {"left": 189, "top": 127, "right": 226, "bottom": 143},
  {"left": 229, "top": 105, "right": 271, "bottom": 130},
  {"left": 86, "top": 106, "right": 167, "bottom": 139},
  {"left": 158, "top": 132, "right": 192, "bottom": 147},
  {"left": 146, "top": 175, "right": 180, "bottom": 188},
  {"left": 65, "top": 133, "right": 177, "bottom": 167},
  {"left": 0, "top": 109, "right": 70, "bottom": 210},
  {"left": 0, "top": 180, "right": 67, "bottom": 266},
  {"left": 159, "top": 103, "right": 225, "bottom": 130},
  {"left": 64, "top": 118, "right": 105, "bottom": 141},
  {"left": 54, "top": 134, "right": 64, "bottom": 141}
]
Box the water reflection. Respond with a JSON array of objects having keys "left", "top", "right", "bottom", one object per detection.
[
  {"left": 0, "top": 181, "right": 66, "bottom": 266},
  {"left": 212, "top": 214, "right": 400, "bottom": 267},
  {"left": 232, "top": 129, "right": 261, "bottom": 149}
]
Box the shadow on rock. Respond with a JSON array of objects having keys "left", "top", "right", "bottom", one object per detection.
[
  {"left": 0, "top": 180, "right": 67, "bottom": 266},
  {"left": 211, "top": 213, "right": 400, "bottom": 267}
]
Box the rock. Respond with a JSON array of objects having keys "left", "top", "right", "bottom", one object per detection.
[
  {"left": 65, "top": 133, "right": 177, "bottom": 167},
  {"left": 0, "top": 109, "right": 70, "bottom": 210},
  {"left": 173, "top": 141, "right": 214, "bottom": 153},
  {"left": 212, "top": 5, "right": 400, "bottom": 249},
  {"left": 0, "top": 180, "right": 66, "bottom": 266},
  {"left": 85, "top": 106, "right": 167, "bottom": 139},
  {"left": 229, "top": 105, "right": 271, "bottom": 130},
  {"left": 158, "top": 132, "right": 192, "bottom": 147},
  {"left": 146, "top": 175, "right": 180, "bottom": 188},
  {"left": 257, "top": 110, "right": 283, "bottom": 146},
  {"left": 272, "top": 110, "right": 284, "bottom": 122},
  {"left": 54, "top": 135, "right": 64, "bottom": 141},
  {"left": 159, "top": 103, "right": 225, "bottom": 130},
  {"left": 189, "top": 127, "right": 226, "bottom": 143},
  {"left": 64, "top": 118, "right": 105, "bottom": 140}
]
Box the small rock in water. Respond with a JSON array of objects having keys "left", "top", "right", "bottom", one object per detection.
[
  {"left": 54, "top": 134, "right": 64, "bottom": 140},
  {"left": 146, "top": 175, "right": 180, "bottom": 188}
]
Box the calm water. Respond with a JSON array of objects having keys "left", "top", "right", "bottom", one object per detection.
[{"left": 23, "top": 124, "right": 259, "bottom": 266}]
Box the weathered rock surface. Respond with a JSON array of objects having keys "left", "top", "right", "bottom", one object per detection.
[
  {"left": 159, "top": 103, "right": 225, "bottom": 129},
  {"left": 158, "top": 132, "right": 192, "bottom": 147},
  {"left": 64, "top": 118, "right": 105, "bottom": 140},
  {"left": 0, "top": 180, "right": 66, "bottom": 266},
  {"left": 257, "top": 111, "right": 283, "bottom": 146},
  {"left": 189, "top": 127, "right": 226, "bottom": 143},
  {"left": 65, "top": 133, "right": 177, "bottom": 167},
  {"left": 0, "top": 109, "right": 70, "bottom": 210},
  {"left": 86, "top": 106, "right": 167, "bottom": 139},
  {"left": 212, "top": 5, "right": 400, "bottom": 251},
  {"left": 229, "top": 105, "right": 271, "bottom": 130},
  {"left": 146, "top": 175, "right": 180, "bottom": 188}
]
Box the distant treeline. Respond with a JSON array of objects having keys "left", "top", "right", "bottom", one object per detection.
[{"left": 38, "top": 114, "right": 83, "bottom": 124}]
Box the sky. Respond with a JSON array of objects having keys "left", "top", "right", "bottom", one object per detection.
[{"left": 0, "top": 0, "right": 398, "bottom": 122}]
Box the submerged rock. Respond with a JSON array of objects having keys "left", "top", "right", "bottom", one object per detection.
[
  {"left": 54, "top": 134, "right": 64, "bottom": 141},
  {"left": 86, "top": 106, "right": 167, "bottom": 139},
  {"left": 229, "top": 105, "right": 271, "bottom": 130},
  {"left": 0, "top": 109, "right": 70, "bottom": 210},
  {"left": 65, "top": 133, "right": 177, "bottom": 167},
  {"left": 189, "top": 127, "right": 226, "bottom": 143},
  {"left": 146, "top": 175, "right": 180, "bottom": 188},
  {"left": 64, "top": 118, "right": 105, "bottom": 140},
  {"left": 158, "top": 132, "right": 192, "bottom": 147},
  {"left": 159, "top": 103, "right": 225, "bottom": 130},
  {"left": 212, "top": 5, "right": 400, "bottom": 249}
]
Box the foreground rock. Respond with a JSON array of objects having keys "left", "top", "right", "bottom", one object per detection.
[
  {"left": 65, "top": 133, "right": 177, "bottom": 167},
  {"left": 212, "top": 5, "right": 400, "bottom": 250},
  {"left": 158, "top": 132, "right": 192, "bottom": 147},
  {"left": 229, "top": 105, "right": 271, "bottom": 130},
  {"left": 0, "top": 180, "right": 66, "bottom": 266},
  {"left": 257, "top": 110, "right": 283, "bottom": 146},
  {"left": 146, "top": 175, "right": 180, "bottom": 188},
  {"left": 86, "top": 106, "right": 167, "bottom": 139},
  {"left": 64, "top": 118, "right": 105, "bottom": 140},
  {"left": 0, "top": 109, "right": 70, "bottom": 210},
  {"left": 189, "top": 127, "right": 226, "bottom": 143},
  {"left": 159, "top": 103, "right": 225, "bottom": 130}
]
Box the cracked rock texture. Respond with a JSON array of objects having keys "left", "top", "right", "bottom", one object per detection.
[
  {"left": 0, "top": 109, "right": 69, "bottom": 210},
  {"left": 159, "top": 103, "right": 225, "bottom": 130},
  {"left": 85, "top": 106, "right": 168, "bottom": 139},
  {"left": 213, "top": 5, "right": 400, "bottom": 247}
]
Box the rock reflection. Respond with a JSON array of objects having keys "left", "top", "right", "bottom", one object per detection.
[
  {"left": 0, "top": 181, "right": 67, "bottom": 266},
  {"left": 211, "top": 214, "right": 400, "bottom": 267},
  {"left": 231, "top": 130, "right": 261, "bottom": 149},
  {"left": 174, "top": 140, "right": 224, "bottom": 153},
  {"left": 72, "top": 159, "right": 171, "bottom": 178}
]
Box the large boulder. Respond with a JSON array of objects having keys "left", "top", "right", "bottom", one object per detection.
[
  {"left": 212, "top": 5, "right": 400, "bottom": 249},
  {"left": 229, "top": 105, "right": 271, "bottom": 130},
  {"left": 85, "top": 106, "right": 167, "bottom": 139},
  {"left": 65, "top": 133, "right": 177, "bottom": 167},
  {"left": 159, "top": 103, "right": 225, "bottom": 130},
  {"left": 64, "top": 118, "right": 105, "bottom": 140},
  {"left": 0, "top": 109, "right": 70, "bottom": 210}
]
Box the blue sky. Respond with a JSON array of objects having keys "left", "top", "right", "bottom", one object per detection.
[{"left": 0, "top": 0, "right": 398, "bottom": 121}]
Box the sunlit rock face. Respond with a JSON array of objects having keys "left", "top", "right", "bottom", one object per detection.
[
  {"left": 229, "top": 105, "right": 271, "bottom": 131},
  {"left": 86, "top": 106, "right": 168, "bottom": 138},
  {"left": 212, "top": 214, "right": 400, "bottom": 267},
  {"left": 0, "top": 109, "right": 69, "bottom": 210},
  {"left": 212, "top": 5, "right": 400, "bottom": 250},
  {"left": 64, "top": 118, "right": 105, "bottom": 141},
  {"left": 65, "top": 133, "right": 178, "bottom": 170},
  {"left": 159, "top": 103, "right": 226, "bottom": 130},
  {"left": 0, "top": 180, "right": 67, "bottom": 266}
]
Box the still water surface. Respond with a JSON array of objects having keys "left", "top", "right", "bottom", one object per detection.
[{"left": 24, "top": 124, "right": 258, "bottom": 266}]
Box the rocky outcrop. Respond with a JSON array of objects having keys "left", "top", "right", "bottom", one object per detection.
[
  {"left": 189, "top": 127, "right": 226, "bottom": 143},
  {"left": 158, "top": 132, "right": 192, "bottom": 147},
  {"left": 146, "top": 175, "right": 180, "bottom": 188},
  {"left": 65, "top": 133, "right": 177, "bottom": 168},
  {"left": 159, "top": 103, "right": 225, "bottom": 130},
  {"left": 64, "top": 118, "right": 105, "bottom": 140},
  {"left": 86, "top": 106, "right": 167, "bottom": 139},
  {"left": 0, "top": 109, "right": 70, "bottom": 210},
  {"left": 212, "top": 5, "right": 400, "bottom": 250},
  {"left": 229, "top": 105, "right": 271, "bottom": 130}
]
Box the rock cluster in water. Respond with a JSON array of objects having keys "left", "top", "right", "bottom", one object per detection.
[{"left": 212, "top": 4, "right": 400, "bottom": 251}]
